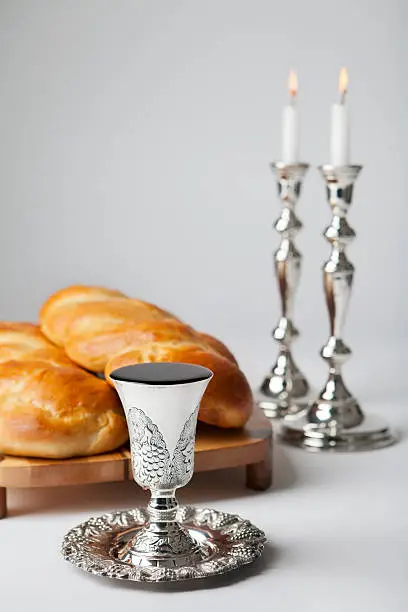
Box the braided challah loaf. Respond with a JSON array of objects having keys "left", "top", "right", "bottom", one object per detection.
[
  {"left": 39, "top": 285, "right": 128, "bottom": 346},
  {"left": 105, "top": 342, "right": 252, "bottom": 429},
  {"left": 40, "top": 285, "right": 253, "bottom": 429},
  {"left": 0, "top": 322, "right": 128, "bottom": 458},
  {"left": 65, "top": 319, "right": 238, "bottom": 372}
]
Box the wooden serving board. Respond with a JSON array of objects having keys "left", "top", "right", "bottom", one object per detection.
[{"left": 0, "top": 405, "right": 272, "bottom": 518}]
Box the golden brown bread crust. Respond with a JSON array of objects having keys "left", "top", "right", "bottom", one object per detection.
[
  {"left": 40, "top": 283, "right": 177, "bottom": 349},
  {"left": 0, "top": 322, "right": 55, "bottom": 348},
  {"left": 0, "top": 359, "right": 128, "bottom": 459},
  {"left": 66, "top": 319, "right": 195, "bottom": 372},
  {"left": 40, "top": 284, "right": 237, "bottom": 366},
  {"left": 0, "top": 322, "right": 128, "bottom": 458},
  {"left": 0, "top": 322, "right": 74, "bottom": 367},
  {"left": 65, "top": 318, "right": 238, "bottom": 372},
  {"left": 0, "top": 345, "right": 75, "bottom": 368},
  {"left": 64, "top": 299, "right": 176, "bottom": 343},
  {"left": 197, "top": 332, "right": 238, "bottom": 366},
  {"left": 39, "top": 285, "right": 127, "bottom": 346},
  {"left": 105, "top": 341, "right": 253, "bottom": 429}
]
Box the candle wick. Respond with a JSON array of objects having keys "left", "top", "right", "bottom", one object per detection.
[{"left": 340, "top": 91, "right": 346, "bottom": 105}]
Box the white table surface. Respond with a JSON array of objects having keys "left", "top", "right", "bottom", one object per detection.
[{"left": 1, "top": 401, "right": 407, "bottom": 612}]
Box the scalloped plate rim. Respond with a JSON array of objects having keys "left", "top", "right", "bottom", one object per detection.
[{"left": 61, "top": 505, "right": 266, "bottom": 583}]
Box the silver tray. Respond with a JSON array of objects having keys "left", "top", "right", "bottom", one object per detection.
[{"left": 62, "top": 505, "right": 266, "bottom": 583}]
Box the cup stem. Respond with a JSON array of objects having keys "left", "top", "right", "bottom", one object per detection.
[{"left": 147, "top": 489, "right": 178, "bottom": 523}]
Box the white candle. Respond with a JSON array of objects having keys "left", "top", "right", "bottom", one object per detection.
[
  {"left": 282, "top": 70, "right": 299, "bottom": 164},
  {"left": 330, "top": 67, "right": 350, "bottom": 166}
]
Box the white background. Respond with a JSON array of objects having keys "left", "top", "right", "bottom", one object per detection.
[
  {"left": 0, "top": 1, "right": 407, "bottom": 610},
  {"left": 0, "top": 0, "right": 407, "bottom": 390}
]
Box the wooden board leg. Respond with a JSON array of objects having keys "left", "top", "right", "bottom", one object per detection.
[
  {"left": 0, "top": 487, "right": 7, "bottom": 519},
  {"left": 246, "top": 454, "right": 272, "bottom": 491}
]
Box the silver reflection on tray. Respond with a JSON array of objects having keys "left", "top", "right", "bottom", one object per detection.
[
  {"left": 61, "top": 506, "right": 266, "bottom": 582},
  {"left": 61, "top": 362, "right": 266, "bottom": 582},
  {"left": 281, "top": 165, "right": 396, "bottom": 451},
  {"left": 258, "top": 162, "right": 311, "bottom": 419}
]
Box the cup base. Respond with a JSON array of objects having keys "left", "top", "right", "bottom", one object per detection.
[
  {"left": 115, "top": 521, "right": 209, "bottom": 568},
  {"left": 62, "top": 506, "right": 266, "bottom": 582}
]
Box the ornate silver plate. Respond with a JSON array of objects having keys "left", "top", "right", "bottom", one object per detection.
[{"left": 62, "top": 505, "right": 266, "bottom": 583}]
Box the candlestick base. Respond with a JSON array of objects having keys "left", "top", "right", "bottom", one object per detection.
[
  {"left": 258, "top": 351, "right": 310, "bottom": 419},
  {"left": 280, "top": 411, "right": 397, "bottom": 452}
]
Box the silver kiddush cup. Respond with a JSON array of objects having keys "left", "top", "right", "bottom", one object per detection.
[{"left": 110, "top": 362, "right": 212, "bottom": 568}]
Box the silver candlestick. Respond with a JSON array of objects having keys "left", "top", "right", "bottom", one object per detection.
[
  {"left": 258, "top": 161, "right": 311, "bottom": 419},
  {"left": 281, "top": 164, "right": 396, "bottom": 451}
]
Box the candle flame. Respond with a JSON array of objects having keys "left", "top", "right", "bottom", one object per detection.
[
  {"left": 338, "top": 67, "right": 348, "bottom": 97},
  {"left": 288, "top": 70, "right": 298, "bottom": 98}
]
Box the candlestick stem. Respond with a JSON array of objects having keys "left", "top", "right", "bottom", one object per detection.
[
  {"left": 281, "top": 164, "right": 396, "bottom": 451},
  {"left": 258, "top": 162, "right": 310, "bottom": 419}
]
